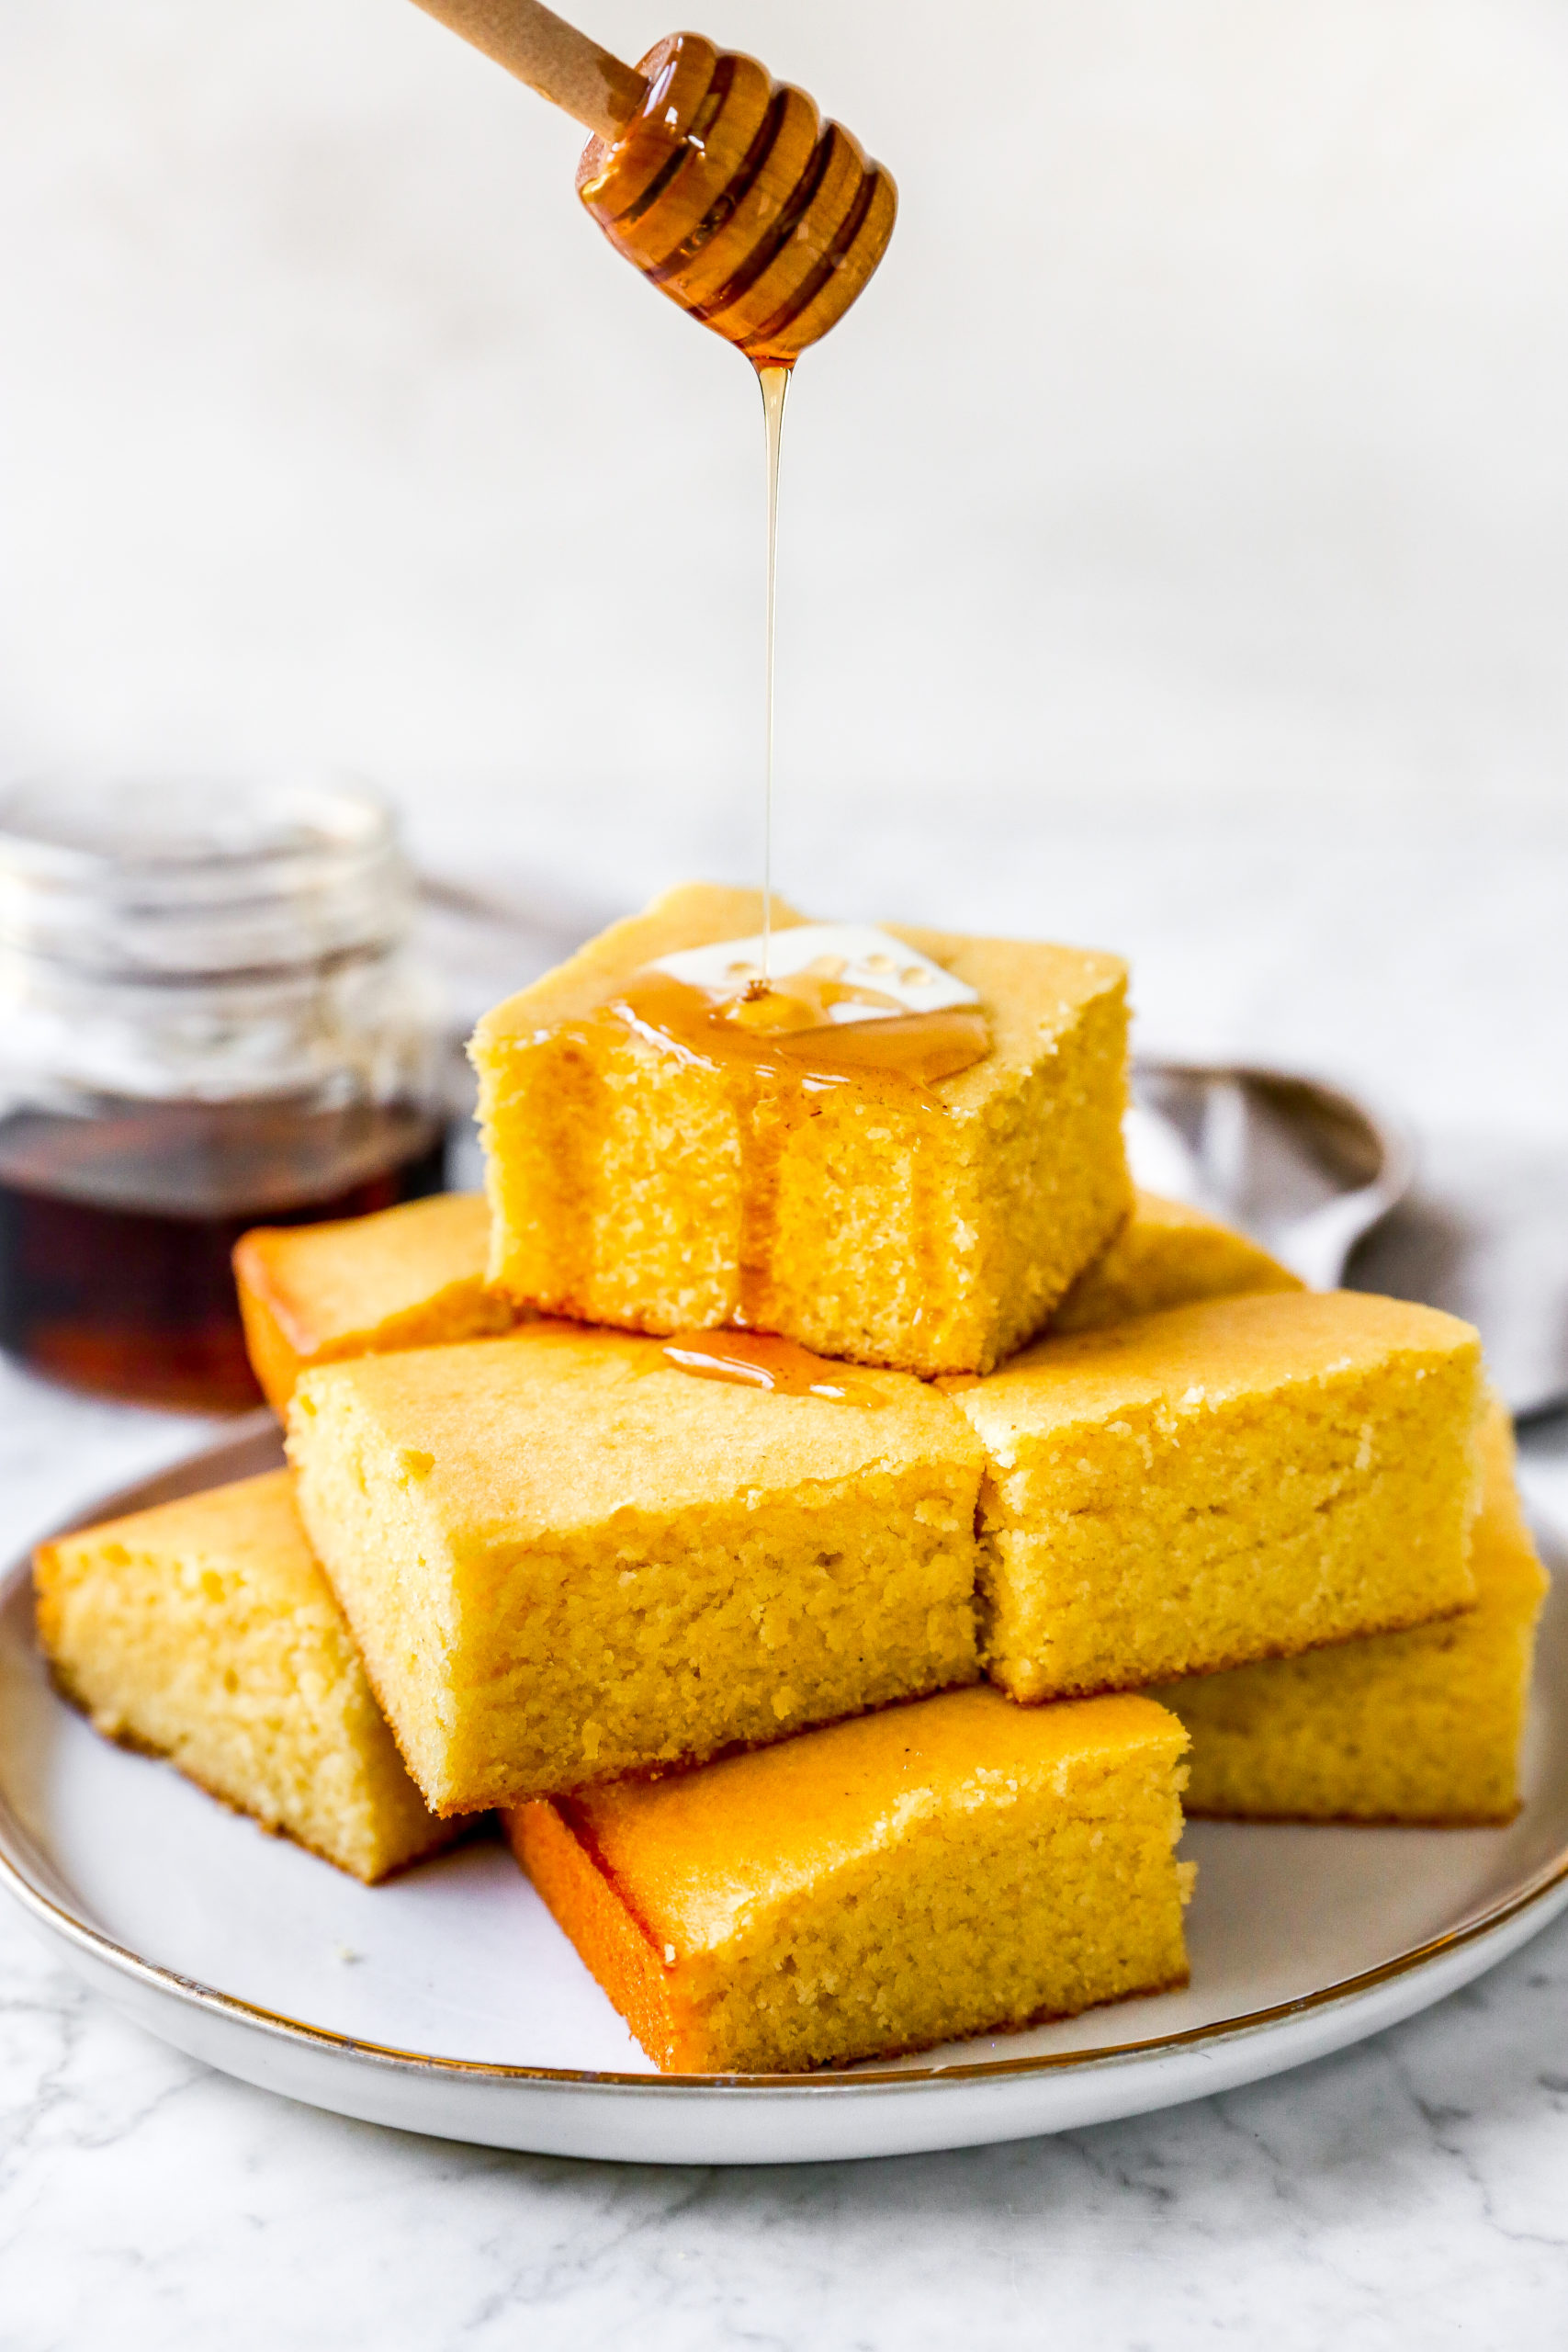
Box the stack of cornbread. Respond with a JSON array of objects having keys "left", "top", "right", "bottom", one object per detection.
[{"left": 36, "top": 885, "right": 1546, "bottom": 2075}]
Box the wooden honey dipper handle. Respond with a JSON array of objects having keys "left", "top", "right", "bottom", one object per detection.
[{"left": 407, "top": 0, "right": 647, "bottom": 141}]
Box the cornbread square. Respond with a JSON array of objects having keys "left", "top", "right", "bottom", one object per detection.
[
  {"left": 234, "top": 1193, "right": 514, "bottom": 1413},
  {"left": 953, "top": 1289, "right": 1484, "bottom": 1702},
  {"left": 470, "top": 882, "right": 1132, "bottom": 1376},
  {"left": 288, "top": 1329, "right": 985, "bottom": 1815},
  {"left": 1051, "top": 1190, "right": 1302, "bottom": 1336},
  {"left": 1157, "top": 1403, "right": 1547, "bottom": 1825},
  {"left": 510, "top": 1685, "right": 1192, "bottom": 2074},
  {"left": 34, "top": 1472, "right": 454, "bottom": 1883}
]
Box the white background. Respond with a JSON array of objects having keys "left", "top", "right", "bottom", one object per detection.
[{"left": 5, "top": 0, "right": 1568, "bottom": 808}]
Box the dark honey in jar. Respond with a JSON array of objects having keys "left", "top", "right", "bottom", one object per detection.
[{"left": 0, "top": 777, "right": 450, "bottom": 1412}]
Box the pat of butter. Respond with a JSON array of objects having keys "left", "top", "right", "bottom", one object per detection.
[{"left": 649, "top": 924, "right": 977, "bottom": 1025}]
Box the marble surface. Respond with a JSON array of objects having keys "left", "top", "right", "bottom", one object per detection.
[
  {"left": 5, "top": 0, "right": 1568, "bottom": 2338},
  {"left": 2, "top": 1899, "right": 1568, "bottom": 2352}
]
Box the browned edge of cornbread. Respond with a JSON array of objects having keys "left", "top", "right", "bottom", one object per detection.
[{"left": 508, "top": 1793, "right": 1190, "bottom": 2074}]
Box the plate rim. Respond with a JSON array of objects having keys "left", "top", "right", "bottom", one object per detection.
[{"left": 4, "top": 1415, "right": 1566, "bottom": 2103}]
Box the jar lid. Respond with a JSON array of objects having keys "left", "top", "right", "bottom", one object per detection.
[{"left": 0, "top": 774, "right": 411, "bottom": 978}]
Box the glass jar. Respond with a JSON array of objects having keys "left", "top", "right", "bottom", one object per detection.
[{"left": 0, "top": 775, "right": 448, "bottom": 1411}]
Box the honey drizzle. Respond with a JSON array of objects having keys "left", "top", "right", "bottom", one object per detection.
[
  {"left": 611, "top": 972, "right": 990, "bottom": 1331},
  {"left": 661, "top": 1327, "right": 887, "bottom": 1404},
  {"left": 519, "top": 975, "right": 991, "bottom": 1330},
  {"left": 756, "top": 360, "right": 790, "bottom": 980},
  {"left": 613, "top": 973, "right": 989, "bottom": 1090}
]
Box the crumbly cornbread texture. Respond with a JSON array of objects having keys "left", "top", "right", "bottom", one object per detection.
[
  {"left": 953, "top": 1289, "right": 1484, "bottom": 1703},
  {"left": 234, "top": 1193, "right": 513, "bottom": 1413},
  {"left": 470, "top": 883, "right": 1132, "bottom": 1377},
  {"left": 1050, "top": 1190, "right": 1302, "bottom": 1336},
  {"left": 1156, "top": 1402, "right": 1546, "bottom": 1824},
  {"left": 510, "top": 1684, "right": 1192, "bottom": 2074},
  {"left": 33, "top": 1471, "right": 453, "bottom": 1883},
  {"left": 288, "top": 1329, "right": 985, "bottom": 1815}
]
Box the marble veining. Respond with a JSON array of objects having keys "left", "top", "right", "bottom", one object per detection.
[{"left": 5, "top": 1883, "right": 1568, "bottom": 2349}]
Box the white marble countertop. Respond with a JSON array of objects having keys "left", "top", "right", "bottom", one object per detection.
[
  {"left": 6, "top": 0, "right": 1568, "bottom": 2338},
  {"left": 3, "top": 1858, "right": 1568, "bottom": 2352}
]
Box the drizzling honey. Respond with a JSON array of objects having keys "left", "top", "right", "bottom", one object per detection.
[
  {"left": 609, "top": 967, "right": 987, "bottom": 1333},
  {"left": 614, "top": 970, "right": 989, "bottom": 1091},
  {"left": 662, "top": 1327, "right": 887, "bottom": 1404},
  {"left": 739, "top": 358, "right": 989, "bottom": 1102},
  {"left": 757, "top": 360, "right": 789, "bottom": 976},
  {"left": 518, "top": 930, "right": 993, "bottom": 1335}
]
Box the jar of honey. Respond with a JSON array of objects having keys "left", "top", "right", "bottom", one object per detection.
[{"left": 0, "top": 775, "right": 448, "bottom": 1411}]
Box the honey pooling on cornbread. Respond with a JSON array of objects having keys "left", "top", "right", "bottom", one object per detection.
[
  {"left": 470, "top": 882, "right": 1132, "bottom": 1377},
  {"left": 953, "top": 1288, "right": 1484, "bottom": 1702},
  {"left": 1159, "top": 1402, "right": 1547, "bottom": 1825},
  {"left": 511, "top": 1685, "right": 1193, "bottom": 2074},
  {"left": 660, "top": 1327, "right": 892, "bottom": 1403},
  {"left": 288, "top": 1327, "right": 985, "bottom": 1814},
  {"left": 234, "top": 1193, "right": 515, "bottom": 1413},
  {"left": 34, "top": 1472, "right": 455, "bottom": 1883}
]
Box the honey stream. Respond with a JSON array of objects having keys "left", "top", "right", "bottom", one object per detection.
[
  {"left": 530, "top": 972, "right": 991, "bottom": 1338},
  {"left": 757, "top": 361, "right": 789, "bottom": 981}
]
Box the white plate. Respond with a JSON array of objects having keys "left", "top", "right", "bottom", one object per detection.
[{"left": 3, "top": 1417, "right": 1566, "bottom": 2167}]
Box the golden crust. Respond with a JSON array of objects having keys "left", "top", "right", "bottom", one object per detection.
[
  {"left": 289, "top": 1326, "right": 976, "bottom": 1546},
  {"left": 508, "top": 1685, "right": 1192, "bottom": 2074},
  {"left": 510, "top": 1798, "right": 694, "bottom": 2065},
  {"left": 288, "top": 1329, "right": 986, "bottom": 1814},
  {"left": 956, "top": 1288, "right": 1485, "bottom": 1702},
  {"left": 233, "top": 1194, "right": 514, "bottom": 1412},
  {"left": 965, "top": 1285, "right": 1482, "bottom": 1430},
  {"left": 514, "top": 1781, "right": 1193, "bottom": 2076}
]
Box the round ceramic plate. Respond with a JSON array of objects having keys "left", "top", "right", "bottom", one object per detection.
[{"left": 3, "top": 1419, "right": 1565, "bottom": 2167}]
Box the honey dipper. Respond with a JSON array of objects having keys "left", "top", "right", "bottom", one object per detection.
[{"left": 409, "top": 1, "right": 897, "bottom": 364}]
